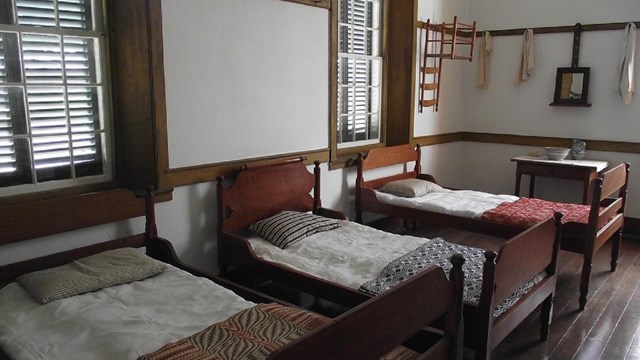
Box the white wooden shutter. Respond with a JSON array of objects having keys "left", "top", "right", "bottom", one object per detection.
[{"left": 337, "top": 0, "right": 382, "bottom": 148}]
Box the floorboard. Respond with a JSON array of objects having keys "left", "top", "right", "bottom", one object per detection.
[
  {"left": 234, "top": 217, "right": 640, "bottom": 359},
  {"left": 380, "top": 220, "right": 640, "bottom": 360}
]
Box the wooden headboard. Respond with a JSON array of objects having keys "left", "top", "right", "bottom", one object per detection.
[
  {"left": 217, "top": 157, "right": 322, "bottom": 233},
  {"left": 356, "top": 144, "right": 423, "bottom": 190}
]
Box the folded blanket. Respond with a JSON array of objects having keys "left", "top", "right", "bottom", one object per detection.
[
  {"left": 139, "top": 302, "right": 419, "bottom": 360},
  {"left": 481, "top": 197, "right": 591, "bottom": 228},
  {"left": 138, "top": 303, "right": 326, "bottom": 360},
  {"left": 360, "top": 238, "right": 544, "bottom": 318}
]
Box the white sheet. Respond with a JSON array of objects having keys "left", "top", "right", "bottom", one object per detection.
[
  {"left": 248, "top": 220, "right": 545, "bottom": 318},
  {"left": 249, "top": 220, "right": 432, "bottom": 289},
  {"left": 0, "top": 264, "right": 255, "bottom": 360},
  {"left": 374, "top": 188, "right": 519, "bottom": 219}
]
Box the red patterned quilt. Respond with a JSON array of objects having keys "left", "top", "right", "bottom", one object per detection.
[{"left": 481, "top": 198, "right": 591, "bottom": 228}]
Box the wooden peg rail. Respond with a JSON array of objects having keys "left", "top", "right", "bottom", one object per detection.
[{"left": 476, "top": 20, "right": 640, "bottom": 37}]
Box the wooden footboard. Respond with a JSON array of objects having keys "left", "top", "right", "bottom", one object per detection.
[
  {"left": 269, "top": 255, "right": 465, "bottom": 360},
  {"left": 467, "top": 214, "right": 562, "bottom": 359}
]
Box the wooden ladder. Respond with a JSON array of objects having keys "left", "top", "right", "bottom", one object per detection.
[{"left": 418, "top": 16, "right": 477, "bottom": 112}]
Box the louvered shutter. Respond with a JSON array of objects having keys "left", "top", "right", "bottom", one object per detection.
[
  {"left": 337, "top": 0, "right": 382, "bottom": 148},
  {"left": 0, "top": 0, "right": 109, "bottom": 192}
]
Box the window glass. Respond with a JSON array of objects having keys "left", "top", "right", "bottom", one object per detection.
[
  {"left": 0, "top": 0, "right": 111, "bottom": 195},
  {"left": 337, "top": 0, "right": 382, "bottom": 148}
]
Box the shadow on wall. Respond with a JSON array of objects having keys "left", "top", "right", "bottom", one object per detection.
[{"left": 183, "top": 183, "right": 219, "bottom": 273}]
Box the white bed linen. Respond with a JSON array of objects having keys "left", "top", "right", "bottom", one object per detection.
[
  {"left": 248, "top": 220, "right": 431, "bottom": 289},
  {"left": 374, "top": 188, "right": 519, "bottom": 219},
  {"left": 0, "top": 264, "right": 255, "bottom": 360}
]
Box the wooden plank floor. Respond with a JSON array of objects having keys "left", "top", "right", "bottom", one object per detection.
[{"left": 395, "top": 222, "right": 640, "bottom": 360}]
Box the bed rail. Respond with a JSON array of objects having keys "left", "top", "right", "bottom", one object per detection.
[{"left": 268, "top": 255, "right": 465, "bottom": 360}]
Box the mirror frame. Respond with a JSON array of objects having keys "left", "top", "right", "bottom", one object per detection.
[{"left": 552, "top": 67, "right": 591, "bottom": 105}]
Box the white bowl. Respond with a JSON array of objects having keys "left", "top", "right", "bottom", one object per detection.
[{"left": 544, "top": 147, "right": 570, "bottom": 161}]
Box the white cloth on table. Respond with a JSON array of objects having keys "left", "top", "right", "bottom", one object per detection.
[
  {"left": 619, "top": 22, "right": 637, "bottom": 105},
  {"left": 477, "top": 31, "right": 493, "bottom": 87},
  {"left": 520, "top": 29, "right": 535, "bottom": 81}
]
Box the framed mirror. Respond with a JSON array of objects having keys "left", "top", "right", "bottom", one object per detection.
[{"left": 551, "top": 67, "right": 591, "bottom": 106}]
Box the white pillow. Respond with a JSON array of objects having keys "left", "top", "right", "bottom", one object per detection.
[{"left": 377, "top": 179, "right": 443, "bottom": 198}]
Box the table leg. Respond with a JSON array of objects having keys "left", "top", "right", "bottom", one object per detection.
[
  {"left": 583, "top": 171, "right": 596, "bottom": 204},
  {"left": 528, "top": 175, "right": 536, "bottom": 198},
  {"left": 514, "top": 169, "right": 522, "bottom": 196}
]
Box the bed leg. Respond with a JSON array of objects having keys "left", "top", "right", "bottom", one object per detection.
[
  {"left": 611, "top": 230, "right": 621, "bottom": 272},
  {"left": 579, "top": 256, "right": 592, "bottom": 311},
  {"left": 540, "top": 294, "right": 553, "bottom": 341}
]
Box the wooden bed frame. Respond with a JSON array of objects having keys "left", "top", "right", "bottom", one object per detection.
[
  {"left": 0, "top": 188, "right": 463, "bottom": 360},
  {"left": 355, "top": 144, "right": 630, "bottom": 310},
  {"left": 217, "top": 157, "right": 562, "bottom": 360}
]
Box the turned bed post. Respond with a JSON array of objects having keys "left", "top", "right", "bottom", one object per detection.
[
  {"left": 541, "top": 212, "right": 563, "bottom": 340},
  {"left": 611, "top": 162, "right": 630, "bottom": 272},
  {"left": 313, "top": 160, "right": 321, "bottom": 211},
  {"left": 414, "top": 144, "right": 422, "bottom": 175},
  {"left": 475, "top": 250, "right": 497, "bottom": 360},
  {"left": 447, "top": 254, "right": 466, "bottom": 360},
  {"left": 355, "top": 152, "right": 366, "bottom": 224},
  {"left": 144, "top": 187, "right": 158, "bottom": 242},
  {"left": 216, "top": 176, "right": 228, "bottom": 274}
]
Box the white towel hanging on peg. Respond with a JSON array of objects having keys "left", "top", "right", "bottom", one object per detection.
[
  {"left": 520, "top": 29, "right": 535, "bottom": 81},
  {"left": 477, "top": 31, "right": 493, "bottom": 87},
  {"left": 619, "top": 23, "right": 637, "bottom": 105}
]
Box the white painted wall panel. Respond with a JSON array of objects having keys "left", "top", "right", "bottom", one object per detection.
[{"left": 162, "top": 0, "right": 329, "bottom": 168}]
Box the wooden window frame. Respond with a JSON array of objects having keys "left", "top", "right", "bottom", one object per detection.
[
  {"left": 329, "top": 0, "right": 417, "bottom": 166},
  {"left": 0, "top": 0, "right": 171, "bottom": 246}
]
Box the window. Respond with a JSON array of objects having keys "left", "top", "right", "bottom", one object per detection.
[
  {"left": 336, "top": 0, "right": 382, "bottom": 149},
  {"left": 0, "top": 0, "right": 111, "bottom": 196}
]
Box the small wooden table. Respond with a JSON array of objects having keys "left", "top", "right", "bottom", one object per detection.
[{"left": 511, "top": 156, "right": 608, "bottom": 204}]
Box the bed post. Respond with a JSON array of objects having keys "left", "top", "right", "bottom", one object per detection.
[
  {"left": 414, "top": 144, "right": 422, "bottom": 175},
  {"left": 144, "top": 187, "right": 158, "bottom": 242},
  {"left": 313, "top": 161, "right": 321, "bottom": 211},
  {"left": 216, "top": 176, "right": 228, "bottom": 274},
  {"left": 540, "top": 212, "right": 563, "bottom": 340},
  {"left": 355, "top": 152, "right": 365, "bottom": 223},
  {"left": 474, "top": 250, "right": 497, "bottom": 360},
  {"left": 448, "top": 254, "right": 465, "bottom": 360},
  {"left": 580, "top": 178, "right": 603, "bottom": 311},
  {"left": 611, "top": 162, "right": 630, "bottom": 272}
]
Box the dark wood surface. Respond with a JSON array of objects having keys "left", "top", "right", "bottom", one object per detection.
[
  {"left": 269, "top": 259, "right": 464, "bottom": 360},
  {"left": 218, "top": 157, "right": 561, "bottom": 360},
  {"left": 511, "top": 157, "right": 606, "bottom": 204},
  {"left": 357, "top": 145, "right": 630, "bottom": 310},
  {"left": 378, "top": 220, "right": 640, "bottom": 360}
]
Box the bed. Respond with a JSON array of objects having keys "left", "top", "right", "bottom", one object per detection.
[
  {"left": 217, "top": 157, "right": 562, "bottom": 360},
  {"left": 0, "top": 189, "right": 464, "bottom": 360},
  {"left": 355, "top": 143, "right": 630, "bottom": 310}
]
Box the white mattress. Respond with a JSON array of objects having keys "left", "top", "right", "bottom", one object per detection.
[
  {"left": 0, "top": 264, "right": 255, "bottom": 360},
  {"left": 374, "top": 188, "right": 519, "bottom": 219},
  {"left": 248, "top": 220, "right": 545, "bottom": 318},
  {"left": 248, "top": 220, "right": 432, "bottom": 289}
]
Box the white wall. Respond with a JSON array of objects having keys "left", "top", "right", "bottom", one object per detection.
[
  {"left": 4, "top": 0, "right": 638, "bottom": 271},
  {"left": 162, "top": 0, "right": 328, "bottom": 168},
  {"left": 458, "top": 0, "right": 640, "bottom": 216},
  {"left": 414, "top": 0, "right": 470, "bottom": 137}
]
